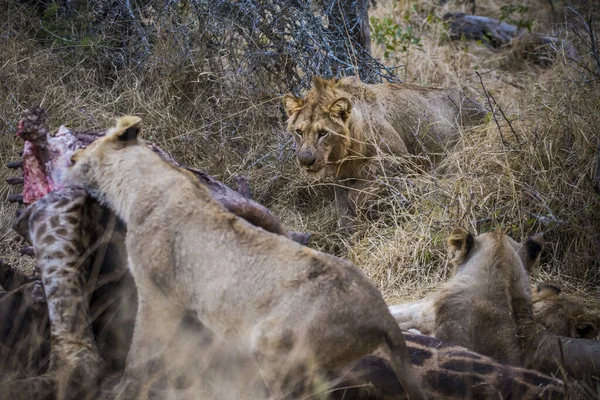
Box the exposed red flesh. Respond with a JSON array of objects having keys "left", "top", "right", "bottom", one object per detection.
[{"left": 21, "top": 141, "right": 49, "bottom": 204}]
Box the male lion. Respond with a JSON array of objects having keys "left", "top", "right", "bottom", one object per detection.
[
  {"left": 63, "top": 116, "right": 427, "bottom": 399},
  {"left": 282, "top": 76, "right": 486, "bottom": 229},
  {"left": 433, "top": 227, "right": 542, "bottom": 365}
]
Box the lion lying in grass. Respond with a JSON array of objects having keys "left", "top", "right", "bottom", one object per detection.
[
  {"left": 390, "top": 280, "right": 600, "bottom": 340},
  {"left": 282, "top": 76, "right": 486, "bottom": 229},
  {"left": 532, "top": 282, "right": 600, "bottom": 339},
  {"left": 63, "top": 116, "right": 427, "bottom": 400}
]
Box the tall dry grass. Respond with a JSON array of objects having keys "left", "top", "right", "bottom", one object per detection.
[{"left": 353, "top": 0, "right": 600, "bottom": 303}]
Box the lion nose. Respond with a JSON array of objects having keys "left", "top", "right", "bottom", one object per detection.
[{"left": 298, "top": 151, "right": 316, "bottom": 167}]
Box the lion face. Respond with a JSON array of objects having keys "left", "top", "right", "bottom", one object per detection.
[
  {"left": 64, "top": 116, "right": 142, "bottom": 197},
  {"left": 282, "top": 79, "right": 352, "bottom": 176},
  {"left": 532, "top": 282, "right": 600, "bottom": 339}
]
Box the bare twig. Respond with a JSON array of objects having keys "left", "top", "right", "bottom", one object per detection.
[
  {"left": 594, "top": 143, "right": 600, "bottom": 194},
  {"left": 476, "top": 71, "right": 520, "bottom": 145},
  {"left": 565, "top": 6, "right": 600, "bottom": 78},
  {"left": 122, "top": 0, "right": 150, "bottom": 55},
  {"left": 488, "top": 91, "right": 521, "bottom": 144},
  {"left": 476, "top": 71, "right": 508, "bottom": 147}
]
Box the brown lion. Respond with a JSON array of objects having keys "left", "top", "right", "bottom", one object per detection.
[
  {"left": 282, "top": 76, "right": 486, "bottom": 228},
  {"left": 387, "top": 227, "right": 600, "bottom": 379},
  {"left": 390, "top": 281, "right": 600, "bottom": 341},
  {"left": 532, "top": 282, "right": 600, "bottom": 339}
]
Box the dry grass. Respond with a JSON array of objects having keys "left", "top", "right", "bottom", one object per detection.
[{"left": 0, "top": 0, "right": 599, "bottom": 396}]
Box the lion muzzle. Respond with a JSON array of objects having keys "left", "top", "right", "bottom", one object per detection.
[{"left": 297, "top": 149, "right": 317, "bottom": 168}]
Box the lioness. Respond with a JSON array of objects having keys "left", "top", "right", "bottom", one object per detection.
[
  {"left": 283, "top": 76, "right": 486, "bottom": 228},
  {"left": 532, "top": 282, "right": 600, "bottom": 339},
  {"left": 433, "top": 227, "right": 542, "bottom": 365},
  {"left": 63, "top": 116, "right": 426, "bottom": 399}
]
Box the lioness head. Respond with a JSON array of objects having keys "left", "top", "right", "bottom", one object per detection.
[
  {"left": 447, "top": 227, "right": 543, "bottom": 274},
  {"left": 282, "top": 77, "right": 352, "bottom": 176},
  {"left": 64, "top": 116, "right": 142, "bottom": 197},
  {"left": 532, "top": 282, "right": 600, "bottom": 339}
]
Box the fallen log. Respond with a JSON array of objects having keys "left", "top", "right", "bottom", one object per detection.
[
  {"left": 444, "top": 12, "right": 577, "bottom": 65},
  {"left": 445, "top": 12, "right": 519, "bottom": 47}
]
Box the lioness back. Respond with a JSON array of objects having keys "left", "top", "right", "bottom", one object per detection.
[{"left": 433, "top": 228, "right": 542, "bottom": 365}]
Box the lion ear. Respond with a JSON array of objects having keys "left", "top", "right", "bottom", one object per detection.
[
  {"left": 536, "top": 282, "right": 561, "bottom": 296},
  {"left": 448, "top": 227, "right": 474, "bottom": 265},
  {"left": 107, "top": 115, "right": 142, "bottom": 143},
  {"left": 328, "top": 98, "right": 352, "bottom": 122},
  {"left": 282, "top": 94, "right": 304, "bottom": 116},
  {"left": 520, "top": 234, "right": 543, "bottom": 273}
]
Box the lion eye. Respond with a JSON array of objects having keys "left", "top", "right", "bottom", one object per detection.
[
  {"left": 318, "top": 130, "right": 329, "bottom": 139},
  {"left": 295, "top": 129, "right": 303, "bottom": 137}
]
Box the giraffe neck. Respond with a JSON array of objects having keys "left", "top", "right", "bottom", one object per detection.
[
  {"left": 403, "top": 332, "right": 563, "bottom": 399},
  {"left": 26, "top": 188, "right": 103, "bottom": 374}
]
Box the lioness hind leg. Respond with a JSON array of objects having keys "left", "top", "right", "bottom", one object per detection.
[
  {"left": 249, "top": 325, "right": 315, "bottom": 399},
  {"left": 115, "top": 292, "right": 184, "bottom": 400}
]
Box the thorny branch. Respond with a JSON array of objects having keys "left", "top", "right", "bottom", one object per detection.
[
  {"left": 46, "top": 0, "right": 399, "bottom": 92},
  {"left": 563, "top": 5, "right": 600, "bottom": 78}
]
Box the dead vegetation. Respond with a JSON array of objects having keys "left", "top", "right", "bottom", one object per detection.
[{"left": 0, "top": 0, "right": 599, "bottom": 397}]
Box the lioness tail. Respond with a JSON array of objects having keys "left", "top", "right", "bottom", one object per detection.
[{"left": 383, "top": 326, "right": 428, "bottom": 400}]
